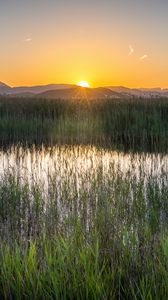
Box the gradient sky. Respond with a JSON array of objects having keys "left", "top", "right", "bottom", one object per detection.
[{"left": 0, "top": 0, "right": 168, "bottom": 88}]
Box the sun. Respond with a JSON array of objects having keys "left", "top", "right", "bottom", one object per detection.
[{"left": 77, "top": 81, "right": 90, "bottom": 88}]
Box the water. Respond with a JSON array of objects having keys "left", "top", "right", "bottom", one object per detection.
[
  {"left": 1, "top": 145, "right": 168, "bottom": 241},
  {"left": 0, "top": 145, "right": 167, "bottom": 189}
]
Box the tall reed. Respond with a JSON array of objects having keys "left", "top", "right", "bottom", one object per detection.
[
  {"left": 0, "top": 145, "right": 168, "bottom": 298},
  {"left": 0, "top": 96, "right": 168, "bottom": 151}
]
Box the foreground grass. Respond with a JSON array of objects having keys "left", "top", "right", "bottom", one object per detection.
[
  {"left": 1, "top": 233, "right": 168, "bottom": 300},
  {"left": 0, "top": 145, "right": 168, "bottom": 298}
]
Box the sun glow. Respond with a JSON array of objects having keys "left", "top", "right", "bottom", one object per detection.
[{"left": 77, "top": 81, "right": 90, "bottom": 88}]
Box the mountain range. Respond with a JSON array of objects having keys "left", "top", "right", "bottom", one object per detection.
[{"left": 0, "top": 82, "right": 168, "bottom": 99}]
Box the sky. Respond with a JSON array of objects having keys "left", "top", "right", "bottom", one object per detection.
[{"left": 0, "top": 0, "right": 168, "bottom": 88}]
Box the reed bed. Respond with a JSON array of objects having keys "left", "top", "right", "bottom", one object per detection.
[
  {"left": 0, "top": 96, "right": 168, "bottom": 151},
  {"left": 0, "top": 145, "right": 168, "bottom": 298},
  {"left": 1, "top": 96, "right": 168, "bottom": 298}
]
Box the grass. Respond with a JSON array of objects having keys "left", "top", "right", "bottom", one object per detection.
[
  {"left": 1, "top": 96, "right": 168, "bottom": 298},
  {"left": 0, "top": 96, "right": 168, "bottom": 150},
  {"left": 0, "top": 145, "right": 168, "bottom": 298},
  {"left": 1, "top": 234, "right": 168, "bottom": 299}
]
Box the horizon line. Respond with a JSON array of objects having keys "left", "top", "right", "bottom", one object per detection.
[{"left": 0, "top": 81, "right": 168, "bottom": 90}]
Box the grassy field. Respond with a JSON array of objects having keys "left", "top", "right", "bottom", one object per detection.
[
  {"left": 0, "top": 97, "right": 168, "bottom": 298},
  {"left": 0, "top": 96, "right": 168, "bottom": 151}
]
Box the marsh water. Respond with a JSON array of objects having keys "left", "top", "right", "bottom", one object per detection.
[
  {"left": 1, "top": 143, "right": 168, "bottom": 244},
  {"left": 0, "top": 145, "right": 168, "bottom": 190},
  {"left": 0, "top": 145, "right": 168, "bottom": 184}
]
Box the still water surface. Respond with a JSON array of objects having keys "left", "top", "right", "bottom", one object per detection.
[
  {"left": 1, "top": 145, "right": 168, "bottom": 240},
  {"left": 0, "top": 145, "right": 167, "bottom": 190}
]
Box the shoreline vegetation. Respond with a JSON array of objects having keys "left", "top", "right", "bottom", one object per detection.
[
  {"left": 0, "top": 97, "right": 168, "bottom": 298},
  {"left": 0, "top": 96, "right": 168, "bottom": 151}
]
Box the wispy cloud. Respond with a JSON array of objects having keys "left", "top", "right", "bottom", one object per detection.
[
  {"left": 24, "top": 38, "right": 32, "bottom": 42},
  {"left": 129, "top": 45, "right": 134, "bottom": 55},
  {"left": 140, "top": 54, "right": 148, "bottom": 61}
]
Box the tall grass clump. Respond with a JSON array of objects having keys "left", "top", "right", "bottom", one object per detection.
[
  {"left": 0, "top": 96, "right": 168, "bottom": 150},
  {"left": 0, "top": 145, "right": 168, "bottom": 298}
]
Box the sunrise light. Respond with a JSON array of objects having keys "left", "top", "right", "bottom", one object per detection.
[{"left": 77, "top": 81, "right": 90, "bottom": 88}]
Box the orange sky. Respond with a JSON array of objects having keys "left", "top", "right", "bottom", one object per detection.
[{"left": 0, "top": 1, "right": 168, "bottom": 88}]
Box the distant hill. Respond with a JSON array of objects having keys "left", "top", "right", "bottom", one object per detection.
[
  {"left": 38, "top": 87, "right": 121, "bottom": 99},
  {"left": 108, "top": 86, "right": 168, "bottom": 98},
  {"left": 10, "top": 84, "right": 76, "bottom": 95},
  {"left": 0, "top": 82, "right": 12, "bottom": 94},
  {"left": 0, "top": 81, "right": 168, "bottom": 99},
  {"left": 0, "top": 82, "right": 75, "bottom": 95}
]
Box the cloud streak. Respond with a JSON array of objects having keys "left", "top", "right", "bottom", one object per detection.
[
  {"left": 129, "top": 45, "right": 134, "bottom": 55},
  {"left": 140, "top": 54, "right": 148, "bottom": 60},
  {"left": 24, "top": 38, "right": 32, "bottom": 42}
]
